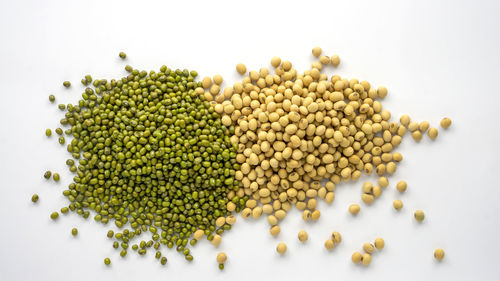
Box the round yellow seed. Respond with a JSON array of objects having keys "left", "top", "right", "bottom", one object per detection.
[
  {"left": 348, "top": 204, "right": 360, "bottom": 215},
  {"left": 377, "top": 86, "right": 388, "bottom": 98},
  {"left": 331, "top": 231, "right": 342, "bottom": 244},
  {"left": 298, "top": 230, "right": 308, "bottom": 242},
  {"left": 270, "top": 225, "right": 281, "bottom": 236},
  {"left": 362, "top": 253, "right": 372, "bottom": 266},
  {"left": 276, "top": 242, "right": 287, "bottom": 255},
  {"left": 440, "top": 117, "right": 452, "bottom": 129},
  {"left": 217, "top": 252, "right": 227, "bottom": 264},
  {"left": 400, "top": 115, "right": 411, "bottom": 127},
  {"left": 434, "top": 248, "right": 445, "bottom": 261},
  {"left": 319, "top": 55, "right": 330, "bottom": 65},
  {"left": 236, "top": 63, "right": 247, "bottom": 75},
  {"left": 331, "top": 55, "right": 340, "bottom": 67},
  {"left": 378, "top": 177, "right": 389, "bottom": 188},
  {"left": 396, "top": 180, "right": 407, "bottom": 192},
  {"left": 362, "top": 194, "right": 374, "bottom": 205},
  {"left": 374, "top": 238, "right": 385, "bottom": 250},
  {"left": 193, "top": 229, "right": 204, "bottom": 240},
  {"left": 352, "top": 251, "right": 362, "bottom": 263},
  {"left": 412, "top": 130, "right": 423, "bottom": 141},
  {"left": 211, "top": 234, "right": 222, "bottom": 246},
  {"left": 213, "top": 74, "right": 223, "bottom": 85},
  {"left": 201, "top": 76, "right": 211, "bottom": 89},
  {"left": 271, "top": 56, "right": 281, "bottom": 68},
  {"left": 419, "top": 121, "right": 430, "bottom": 132},
  {"left": 363, "top": 242, "right": 375, "bottom": 254},
  {"left": 393, "top": 200, "right": 403, "bottom": 210},
  {"left": 414, "top": 210, "right": 425, "bottom": 222},
  {"left": 312, "top": 46, "right": 322, "bottom": 57},
  {"left": 311, "top": 209, "right": 321, "bottom": 221},
  {"left": 324, "top": 239, "right": 335, "bottom": 250},
  {"left": 372, "top": 186, "right": 382, "bottom": 198},
  {"left": 428, "top": 128, "right": 439, "bottom": 140}
]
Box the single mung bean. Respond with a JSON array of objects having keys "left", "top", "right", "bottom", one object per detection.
[
  {"left": 31, "top": 194, "right": 39, "bottom": 203},
  {"left": 63, "top": 81, "right": 71, "bottom": 88},
  {"left": 71, "top": 228, "right": 78, "bottom": 236},
  {"left": 43, "top": 171, "right": 51, "bottom": 179},
  {"left": 52, "top": 173, "right": 60, "bottom": 181},
  {"left": 50, "top": 212, "right": 59, "bottom": 220},
  {"left": 104, "top": 258, "right": 111, "bottom": 265},
  {"left": 119, "top": 52, "right": 126, "bottom": 59},
  {"left": 45, "top": 129, "right": 52, "bottom": 137},
  {"left": 49, "top": 95, "right": 55, "bottom": 102},
  {"left": 55, "top": 128, "right": 63, "bottom": 135}
]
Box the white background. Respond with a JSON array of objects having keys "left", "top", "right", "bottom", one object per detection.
[{"left": 0, "top": 0, "right": 499, "bottom": 280}]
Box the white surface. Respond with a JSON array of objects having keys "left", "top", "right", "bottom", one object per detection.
[{"left": 0, "top": 0, "right": 499, "bottom": 280}]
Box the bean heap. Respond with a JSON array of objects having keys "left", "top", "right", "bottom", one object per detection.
[
  {"left": 207, "top": 51, "right": 401, "bottom": 227},
  {"left": 205, "top": 47, "right": 446, "bottom": 234},
  {"left": 47, "top": 63, "right": 245, "bottom": 263}
]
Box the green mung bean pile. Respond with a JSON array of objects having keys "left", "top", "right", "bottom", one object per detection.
[{"left": 45, "top": 58, "right": 246, "bottom": 264}]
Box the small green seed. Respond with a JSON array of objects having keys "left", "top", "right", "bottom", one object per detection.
[
  {"left": 66, "top": 159, "right": 74, "bottom": 166},
  {"left": 55, "top": 128, "right": 63, "bottom": 135},
  {"left": 104, "top": 258, "right": 111, "bottom": 265},
  {"left": 85, "top": 75, "right": 92, "bottom": 83},
  {"left": 63, "top": 81, "right": 71, "bottom": 88},
  {"left": 185, "top": 254, "right": 193, "bottom": 261},
  {"left": 58, "top": 104, "right": 66, "bottom": 110},
  {"left": 58, "top": 137, "right": 65, "bottom": 144},
  {"left": 60, "top": 207, "right": 69, "bottom": 214},
  {"left": 125, "top": 65, "right": 133, "bottom": 72},
  {"left": 49, "top": 95, "right": 55, "bottom": 102},
  {"left": 71, "top": 228, "right": 78, "bottom": 236},
  {"left": 31, "top": 194, "right": 39, "bottom": 203},
  {"left": 120, "top": 250, "right": 127, "bottom": 257},
  {"left": 160, "top": 257, "right": 167, "bottom": 265},
  {"left": 218, "top": 263, "right": 224, "bottom": 270},
  {"left": 113, "top": 241, "right": 119, "bottom": 248},
  {"left": 52, "top": 173, "right": 60, "bottom": 181},
  {"left": 45, "top": 129, "right": 52, "bottom": 137},
  {"left": 43, "top": 171, "right": 51, "bottom": 179},
  {"left": 119, "top": 52, "right": 127, "bottom": 59},
  {"left": 50, "top": 212, "right": 59, "bottom": 220},
  {"left": 155, "top": 251, "right": 162, "bottom": 259}
]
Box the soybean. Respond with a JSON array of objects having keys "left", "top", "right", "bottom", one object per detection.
[
  {"left": 414, "top": 210, "right": 425, "bottom": 222},
  {"left": 276, "top": 242, "right": 287, "bottom": 255},
  {"left": 298, "top": 230, "right": 308, "bottom": 242},
  {"left": 434, "top": 248, "right": 445, "bottom": 261}
]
